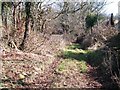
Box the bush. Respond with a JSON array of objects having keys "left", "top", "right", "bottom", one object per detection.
[{"left": 85, "top": 13, "right": 98, "bottom": 30}]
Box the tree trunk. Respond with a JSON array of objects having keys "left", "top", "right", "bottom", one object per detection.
[
  {"left": 118, "top": 2, "right": 120, "bottom": 30},
  {"left": 0, "top": 1, "right": 2, "bottom": 39},
  {"left": 13, "top": 5, "right": 16, "bottom": 28},
  {"left": 110, "top": 13, "right": 114, "bottom": 27},
  {"left": 19, "top": 2, "right": 31, "bottom": 50},
  {"left": 1, "top": 2, "right": 7, "bottom": 28}
]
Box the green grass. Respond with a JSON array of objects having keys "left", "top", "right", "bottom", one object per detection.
[
  {"left": 67, "top": 44, "right": 81, "bottom": 49},
  {"left": 62, "top": 44, "right": 91, "bottom": 61},
  {"left": 56, "top": 44, "right": 90, "bottom": 73},
  {"left": 0, "top": 82, "right": 4, "bottom": 88},
  {"left": 56, "top": 61, "right": 66, "bottom": 72},
  {"left": 56, "top": 59, "right": 88, "bottom": 73},
  {"left": 77, "top": 61, "right": 88, "bottom": 73},
  {"left": 57, "top": 43, "right": 104, "bottom": 74}
]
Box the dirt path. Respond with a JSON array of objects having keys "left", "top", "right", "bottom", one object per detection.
[{"left": 1, "top": 34, "right": 107, "bottom": 88}]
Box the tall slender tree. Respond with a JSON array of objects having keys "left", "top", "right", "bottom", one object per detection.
[
  {"left": 19, "top": 2, "right": 31, "bottom": 50},
  {"left": 0, "top": 1, "right": 2, "bottom": 39},
  {"left": 1, "top": 2, "right": 7, "bottom": 28}
]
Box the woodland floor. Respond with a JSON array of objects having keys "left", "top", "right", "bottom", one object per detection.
[{"left": 0, "top": 33, "right": 118, "bottom": 89}]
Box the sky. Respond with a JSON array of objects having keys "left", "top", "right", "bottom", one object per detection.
[
  {"left": 0, "top": 0, "right": 119, "bottom": 16},
  {"left": 103, "top": 0, "right": 119, "bottom": 16},
  {"left": 59, "top": 0, "right": 119, "bottom": 16},
  {"left": 53, "top": 0, "right": 119, "bottom": 16}
]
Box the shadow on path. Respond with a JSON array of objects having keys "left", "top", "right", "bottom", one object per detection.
[{"left": 60, "top": 36, "right": 120, "bottom": 89}]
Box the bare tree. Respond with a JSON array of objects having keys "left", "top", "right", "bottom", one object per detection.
[{"left": 19, "top": 2, "right": 31, "bottom": 50}]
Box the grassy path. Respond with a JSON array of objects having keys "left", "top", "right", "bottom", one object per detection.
[
  {"left": 0, "top": 35, "right": 114, "bottom": 88},
  {"left": 51, "top": 44, "right": 103, "bottom": 88}
]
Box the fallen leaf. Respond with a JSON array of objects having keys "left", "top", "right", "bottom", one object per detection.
[{"left": 19, "top": 73, "right": 25, "bottom": 79}]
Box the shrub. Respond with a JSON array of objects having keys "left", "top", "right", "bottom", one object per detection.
[{"left": 85, "top": 13, "right": 98, "bottom": 31}]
